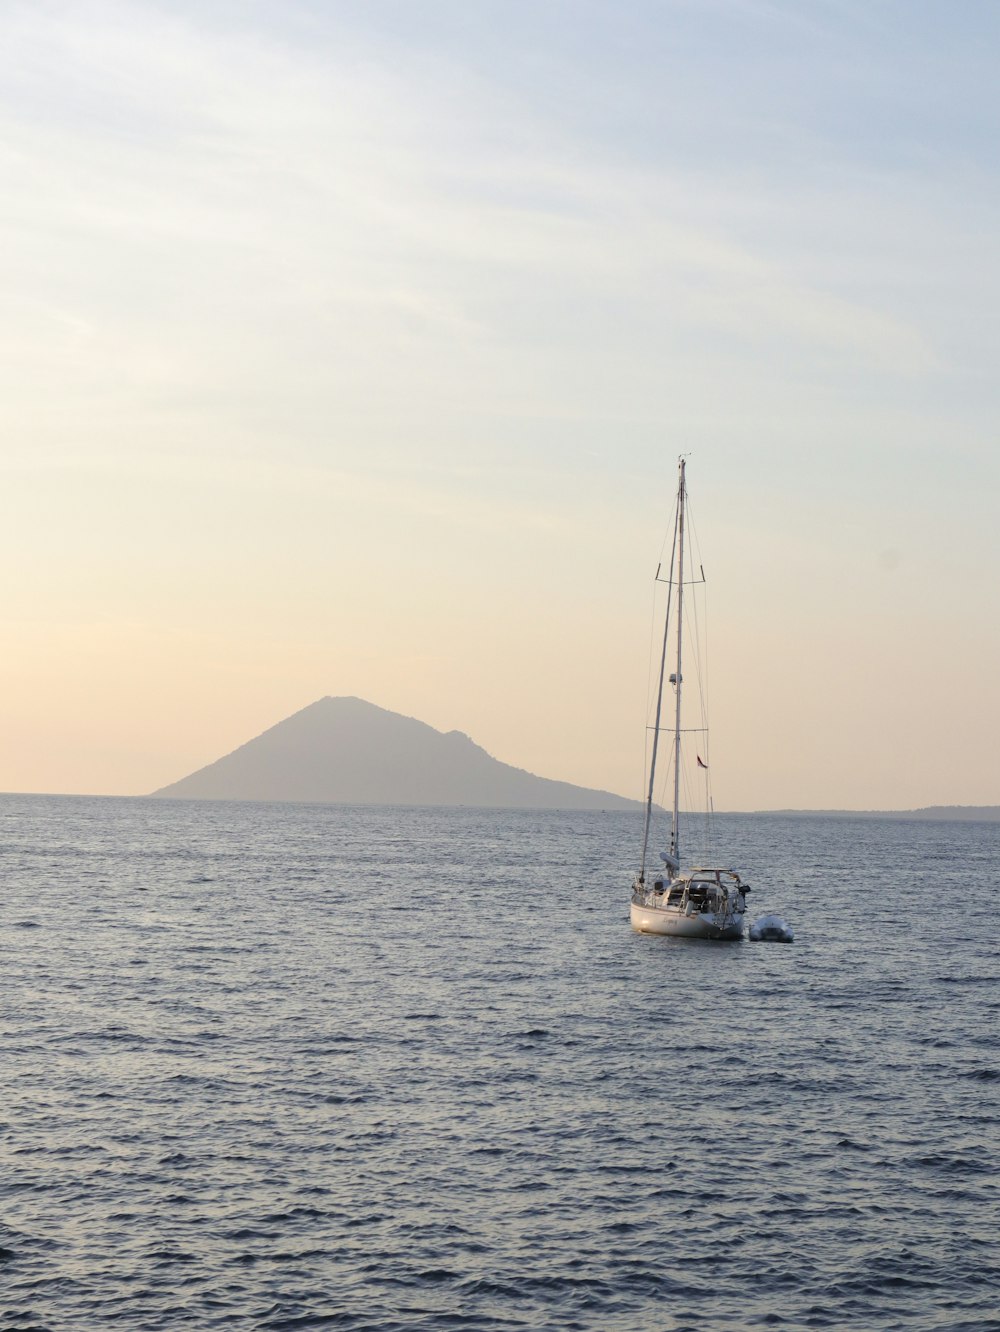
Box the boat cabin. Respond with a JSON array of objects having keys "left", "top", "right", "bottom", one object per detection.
[{"left": 650, "top": 867, "right": 746, "bottom": 909}]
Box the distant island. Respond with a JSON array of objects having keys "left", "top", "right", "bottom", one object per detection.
[
  {"left": 152, "top": 696, "right": 640, "bottom": 810},
  {"left": 750, "top": 806, "right": 1000, "bottom": 822}
]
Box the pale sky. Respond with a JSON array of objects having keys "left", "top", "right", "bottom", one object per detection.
[{"left": 2, "top": 0, "right": 998, "bottom": 810}]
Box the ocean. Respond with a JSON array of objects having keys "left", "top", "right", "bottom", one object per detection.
[{"left": 1, "top": 795, "right": 998, "bottom": 1331}]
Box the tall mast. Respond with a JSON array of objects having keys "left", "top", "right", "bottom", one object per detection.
[
  {"left": 639, "top": 497, "right": 680, "bottom": 881},
  {"left": 670, "top": 458, "right": 687, "bottom": 866}
]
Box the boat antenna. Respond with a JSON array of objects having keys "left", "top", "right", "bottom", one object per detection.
[{"left": 639, "top": 457, "right": 683, "bottom": 881}]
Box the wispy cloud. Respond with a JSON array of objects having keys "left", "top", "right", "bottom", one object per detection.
[{"left": 1, "top": 0, "right": 955, "bottom": 435}]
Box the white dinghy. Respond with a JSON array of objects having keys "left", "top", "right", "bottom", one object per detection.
[
  {"left": 630, "top": 458, "right": 749, "bottom": 941},
  {"left": 749, "top": 915, "right": 794, "bottom": 942}
]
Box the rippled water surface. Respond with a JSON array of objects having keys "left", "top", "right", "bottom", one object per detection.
[{"left": 2, "top": 796, "right": 999, "bottom": 1330}]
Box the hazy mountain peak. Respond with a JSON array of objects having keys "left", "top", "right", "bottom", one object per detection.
[{"left": 152, "top": 698, "right": 636, "bottom": 810}]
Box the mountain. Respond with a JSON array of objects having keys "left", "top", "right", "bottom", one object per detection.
[{"left": 151, "top": 697, "right": 638, "bottom": 809}]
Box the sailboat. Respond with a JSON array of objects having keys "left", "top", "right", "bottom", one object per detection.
[{"left": 630, "top": 458, "right": 749, "bottom": 940}]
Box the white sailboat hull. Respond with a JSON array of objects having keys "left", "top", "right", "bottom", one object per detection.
[{"left": 630, "top": 899, "right": 745, "bottom": 940}]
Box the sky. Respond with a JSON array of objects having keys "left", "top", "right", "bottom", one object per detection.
[{"left": 1, "top": 0, "right": 998, "bottom": 810}]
